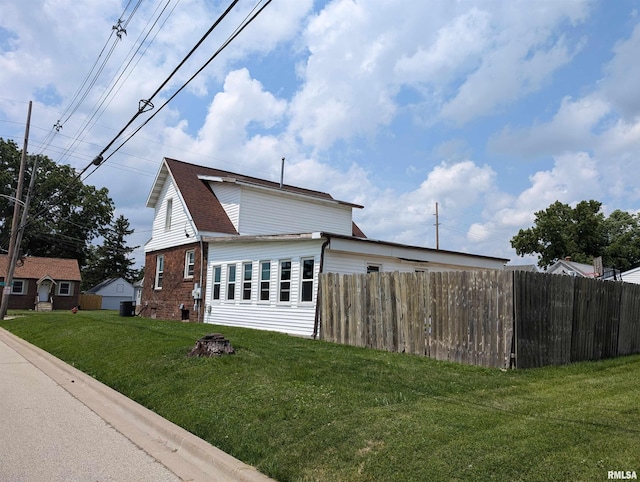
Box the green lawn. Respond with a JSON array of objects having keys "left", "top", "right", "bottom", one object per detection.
[{"left": 2, "top": 310, "right": 639, "bottom": 481}]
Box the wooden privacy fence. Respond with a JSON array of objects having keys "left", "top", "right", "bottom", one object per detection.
[
  {"left": 78, "top": 294, "right": 102, "bottom": 310},
  {"left": 318, "top": 270, "right": 640, "bottom": 369}
]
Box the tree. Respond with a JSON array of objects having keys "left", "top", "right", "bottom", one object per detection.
[
  {"left": 602, "top": 210, "right": 640, "bottom": 272},
  {"left": 510, "top": 200, "right": 640, "bottom": 271},
  {"left": 81, "top": 215, "right": 141, "bottom": 290},
  {"left": 1, "top": 137, "right": 114, "bottom": 267}
]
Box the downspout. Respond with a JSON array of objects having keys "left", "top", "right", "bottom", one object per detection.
[
  {"left": 312, "top": 234, "right": 331, "bottom": 339},
  {"left": 198, "top": 234, "right": 204, "bottom": 323}
]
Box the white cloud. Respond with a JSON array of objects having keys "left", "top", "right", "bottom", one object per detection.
[{"left": 601, "top": 22, "right": 640, "bottom": 119}]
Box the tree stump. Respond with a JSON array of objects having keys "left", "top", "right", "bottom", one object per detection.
[{"left": 188, "top": 333, "right": 235, "bottom": 357}]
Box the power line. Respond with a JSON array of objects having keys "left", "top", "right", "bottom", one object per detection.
[
  {"left": 88, "top": 0, "right": 273, "bottom": 179},
  {"left": 84, "top": 0, "right": 242, "bottom": 177}
]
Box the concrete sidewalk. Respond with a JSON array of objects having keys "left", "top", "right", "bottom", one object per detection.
[{"left": 0, "top": 327, "right": 274, "bottom": 482}]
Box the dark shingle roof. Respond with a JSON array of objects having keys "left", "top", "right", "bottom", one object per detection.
[{"left": 162, "top": 158, "right": 366, "bottom": 237}]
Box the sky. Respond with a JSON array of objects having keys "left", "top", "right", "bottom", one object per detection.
[{"left": 1, "top": 0, "right": 640, "bottom": 269}]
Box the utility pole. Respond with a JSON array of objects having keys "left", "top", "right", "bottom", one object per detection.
[
  {"left": 0, "top": 101, "right": 32, "bottom": 320},
  {"left": 434, "top": 202, "right": 440, "bottom": 250}
]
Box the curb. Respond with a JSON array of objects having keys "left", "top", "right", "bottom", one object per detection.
[{"left": 0, "top": 328, "right": 274, "bottom": 482}]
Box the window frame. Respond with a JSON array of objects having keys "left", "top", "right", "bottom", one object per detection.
[
  {"left": 11, "top": 279, "right": 26, "bottom": 295},
  {"left": 366, "top": 264, "right": 381, "bottom": 274},
  {"left": 164, "top": 198, "right": 173, "bottom": 231},
  {"left": 227, "top": 264, "right": 237, "bottom": 301},
  {"left": 184, "top": 249, "right": 195, "bottom": 278},
  {"left": 242, "top": 262, "right": 253, "bottom": 301},
  {"left": 278, "top": 260, "right": 292, "bottom": 302},
  {"left": 155, "top": 255, "right": 164, "bottom": 290},
  {"left": 212, "top": 265, "right": 221, "bottom": 301},
  {"left": 300, "top": 257, "right": 315, "bottom": 303},
  {"left": 58, "top": 281, "right": 72, "bottom": 296},
  {"left": 259, "top": 261, "right": 271, "bottom": 302}
]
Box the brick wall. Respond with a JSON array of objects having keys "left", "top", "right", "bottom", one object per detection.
[{"left": 141, "top": 242, "right": 207, "bottom": 322}]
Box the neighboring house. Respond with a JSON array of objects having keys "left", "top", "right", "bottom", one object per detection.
[
  {"left": 85, "top": 277, "right": 135, "bottom": 310},
  {"left": 133, "top": 278, "right": 143, "bottom": 307},
  {"left": 621, "top": 266, "right": 640, "bottom": 285},
  {"left": 142, "top": 158, "right": 509, "bottom": 336},
  {"left": 0, "top": 255, "right": 81, "bottom": 311},
  {"left": 547, "top": 257, "right": 618, "bottom": 279}
]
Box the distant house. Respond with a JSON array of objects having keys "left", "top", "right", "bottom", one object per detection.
[
  {"left": 0, "top": 255, "right": 81, "bottom": 311},
  {"left": 547, "top": 258, "right": 601, "bottom": 278},
  {"left": 142, "top": 158, "right": 509, "bottom": 336},
  {"left": 621, "top": 266, "right": 640, "bottom": 285},
  {"left": 85, "top": 277, "right": 135, "bottom": 310}
]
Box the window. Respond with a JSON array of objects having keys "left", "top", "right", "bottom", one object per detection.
[
  {"left": 227, "top": 265, "right": 236, "bottom": 300},
  {"left": 155, "top": 255, "right": 164, "bottom": 289},
  {"left": 279, "top": 260, "right": 291, "bottom": 302},
  {"left": 301, "top": 258, "right": 315, "bottom": 302},
  {"left": 184, "top": 250, "right": 195, "bottom": 278},
  {"left": 165, "top": 198, "right": 173, "bottom": 231},
  {"left": 58, "top": 282, "right": 71, "bottom": 296},
  {"left": 212, "top": 266, "right": 221, "bottom": 300},
  {"left": 11, "top": 279, "right": 25, "bottom": 295},
  {"left": 259, "top": 261, "right": 271, "bottom": 301},
  {"left": 367, "top": 264, "right": 380, "bottom": 273},
  {"left": 242, "top": 262, "right": 253, "bottom": 301}
]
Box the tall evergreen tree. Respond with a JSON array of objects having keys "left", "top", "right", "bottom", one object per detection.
[{"left": 81, "top": 215, "right": 140, "bottom": 290}]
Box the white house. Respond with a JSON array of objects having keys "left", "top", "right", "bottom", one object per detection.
[
  {"left": 142, "top": 158, "right": 509, "bottom": 336},
  {"left": 85, "top": 277, "right": 135, "bottom": 310},
  {"left": 621, "top": 266, "right": 640, "bottom": 284}
]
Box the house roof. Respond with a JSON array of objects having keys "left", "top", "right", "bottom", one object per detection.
[
  {"left": 204, "top": 231, "right": 511, "bottom": 264},
  {"left": 547, "top": 259, "right": 601, "bottom": 277},
  {"left": 147, "top": 158, "right": 366, "bottom": 237},
  {"left": 0, "top": 255, "right": 81, "bottom": 281},
  {"left": 85, "top": 277, "right": 122, "bottom": 293}
]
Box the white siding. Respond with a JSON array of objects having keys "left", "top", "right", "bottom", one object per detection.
[
  {"left": 621, "top": 267, "right": 640, "bottom": 285},
  {"left": 323, "top": 251, "right": 431, "bottom": 274},
  {"left": 203, "top": 239, "right": 324, "bottom": 336},
  {"left": 211, "top": 183, "right": 241, "bottom": 231},
  {"left": 238, "top": 188, "right": 352, "bottom": 236},
  {"left": 145, "top": 179, "right": 194, "bottom": 252}
]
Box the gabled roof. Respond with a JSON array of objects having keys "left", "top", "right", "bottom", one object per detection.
[
  {"left": 85, "top": 277, "right": 119, "bottom": 293},
  {"left": 147, "top": 158, "right": 366, "bottom": 237},
  {"left": 547, "top": 259, "right": 601, "bottom": 277},
  {"left": 0, "top": 255, "right": 81, "bottom": 281}
]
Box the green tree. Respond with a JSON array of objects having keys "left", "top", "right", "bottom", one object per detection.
[
  {"left": 1, "top": 137, "right": 114, "bottom": 267},
  {"left": 602, "top": 210, "right": 640, "bottom": 272},
  {"left": 81, "top": 215, "right": 141, "bottom": 290},
  {"left": 510, "top": 200, "right": 621, "bottom": 270}
]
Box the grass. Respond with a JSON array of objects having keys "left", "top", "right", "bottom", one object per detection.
[{"left": 2, "top": 310, "right": 639, "bottom": 481}]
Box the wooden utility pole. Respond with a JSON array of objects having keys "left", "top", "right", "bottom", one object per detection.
[
  {"left": 0, "top": 101, "right": 32, "bottom": 320},
  {"left": 434, "top": 202, "right": 440, "bottom": 250}
]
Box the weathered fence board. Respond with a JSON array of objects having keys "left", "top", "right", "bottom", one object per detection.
[
  {"left": 78, "top": 293, "right": 102, "bottom": 310},
  {"left": 319, "top": 270, "right": 640, "bottom": 369}
]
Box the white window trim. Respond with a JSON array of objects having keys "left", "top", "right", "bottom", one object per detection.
[
  {"left": 227, "top": 264, "right": 237, "bottom": 301},
  {"left": 11, "top": 279, "right": 26, "bottom": 295},
  {"left": 259, "top": 260, "right": 271, "bottom": 303},
  {"left": 300, "top": 257, "right": 315, "bottom": 303},
  {"left": 212, "top": 265, "right": 221, "bottom": 301},
  {"left": 184, "top": 249, "right": 195, "bottom": 279},
  {"left": 57, "top": 281, "right": 72, "bottom": 296},
  {"left": 155, "top": 255, "right": 164, "bottom": 290},
  {"left": 278, "top": 259, "right": 292, "bottom": 303},
  {"left": 367, "top": 264, "right": 381, "bottom": 273},
  {"left": 242, "top": 262, "right": 253, "bottom": 302},
  {"left": 165, "top": 198, "right": 173, "bottom": 231}
]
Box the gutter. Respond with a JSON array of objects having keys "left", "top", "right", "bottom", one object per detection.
[
  {"left": 312, "top": 233, "right": 331, "bottom": 339},
  {"left": 198, "top": 234, "right": 204, "bottom": 323}
]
